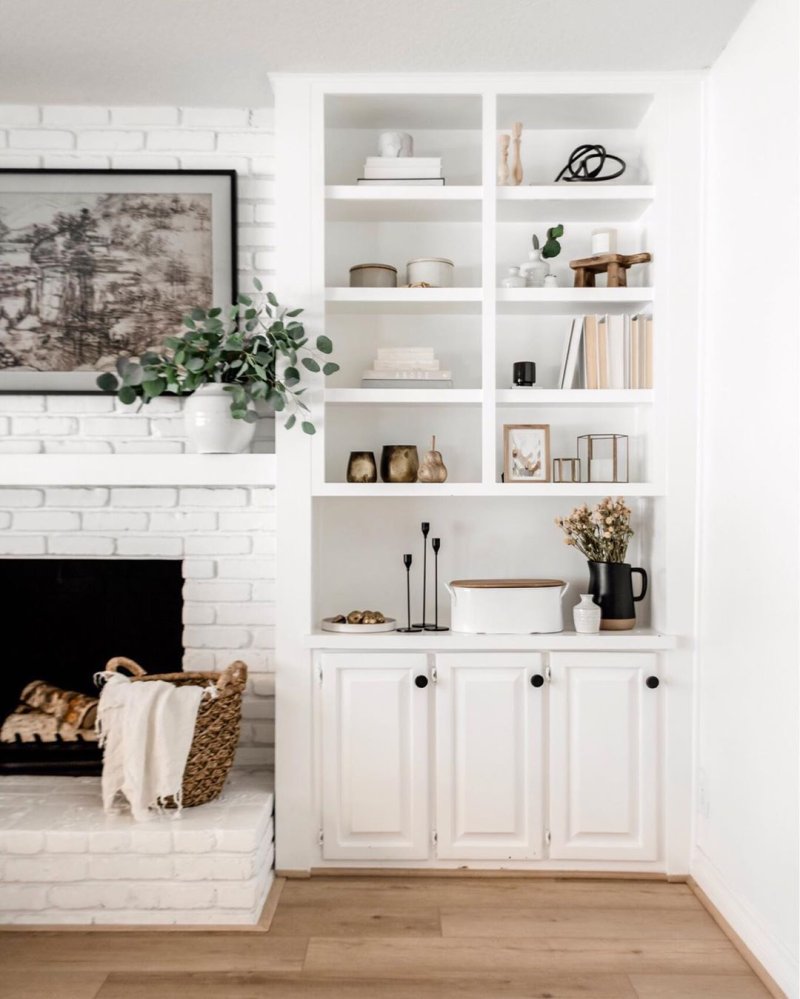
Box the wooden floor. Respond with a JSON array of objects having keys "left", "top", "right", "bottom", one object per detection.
[{"left": 0, "top": 876, "right": 773, "bottom": 999}]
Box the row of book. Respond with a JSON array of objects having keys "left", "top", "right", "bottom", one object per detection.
[
  {"left": 559, "top": 314, "right": 653, "bottom": 390},
  {"left": 357, "top": 156, "right": 445, "bottom": 186}
]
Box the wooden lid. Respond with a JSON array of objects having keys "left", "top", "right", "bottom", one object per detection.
[
  {"left": 450, "top": 579, "right": 565, "bottom": 589},
  {"left": 349, "top": 262, "right": 398, "bottom": 273}
]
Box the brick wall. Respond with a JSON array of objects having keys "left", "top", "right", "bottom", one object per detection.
[
  {"left": 0, "top": 485, "right": 275, "bottom": 766},
  {"left": 0, "top": 104, "right": 276, "bottom": 454}
]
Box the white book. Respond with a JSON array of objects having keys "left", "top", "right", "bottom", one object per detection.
[
  {"left": 356, "top": 178, "right": 445, "bottom": 186},
  {"left": 363, "top": 167, "right": 442, "bottom": 179},
  {"left": 559, "top": 318, "right": 582, "bottom": 389},
  {"left": 376, "top": 347, "right": 435, "bottom": 359},
  {"left": 630, "top": 316, "right": 640, "bottom": 390},
  {"left": 607, "top": 314, "right": 625, "bottom": 390},
  {"left": 363, "top": 369, "right": 452, "bottom": 380},
  {"left": 373, "top": 359, "right": 440, "bottom": 372},
  {"left": 365, "top": 156, "right": 441, "bottom": 166}
]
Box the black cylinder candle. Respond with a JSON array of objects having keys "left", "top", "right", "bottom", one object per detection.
[{"left": 513, "top": 361, "right": 536, "bottom": 386}]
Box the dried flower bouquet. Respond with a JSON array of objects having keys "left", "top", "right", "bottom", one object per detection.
[{"left": 555, "top": 497, "right": 634, "bottom": 563}]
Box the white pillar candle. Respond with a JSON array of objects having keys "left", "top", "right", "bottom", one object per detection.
[{"left": 592, "top": 229, "right": 618, "bottom": 254}]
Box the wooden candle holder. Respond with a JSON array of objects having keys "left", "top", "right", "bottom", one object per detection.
[{"left": 569, "top": 251, "right": 651, "bottom": 288}]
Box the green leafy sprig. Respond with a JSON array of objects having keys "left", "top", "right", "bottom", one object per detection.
[
  {"left": 532, "top": 224, "right": 564, "bottom": 259},
  {"left": 96, "top": 278, "right": 337, "bottom": 434}
]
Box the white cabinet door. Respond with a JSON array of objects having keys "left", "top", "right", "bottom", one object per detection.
[
  {"left": 549, "top": 652, "right": 660, "bottom": 861},
  {"left": 320, "top": 653, "right": 430, "bottom": 860},
  {"left": 435, "top": 653, "right": 545, "bottom": 860}
]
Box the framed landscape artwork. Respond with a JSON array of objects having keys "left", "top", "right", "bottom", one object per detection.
[
  {"left": 0, "top": 169, "right": 236, "bottom": 391},
  {"left": 504, "top": 423, "right": 552, "bottom": 483}
]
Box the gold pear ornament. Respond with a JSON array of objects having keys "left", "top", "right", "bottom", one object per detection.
[{"left": 417, "top": 436, "right": 448, "bottom": 483}]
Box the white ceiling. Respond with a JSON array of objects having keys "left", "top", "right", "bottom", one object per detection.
[{"left": 0, "top": 0, "right": 754, "bottom": 107}]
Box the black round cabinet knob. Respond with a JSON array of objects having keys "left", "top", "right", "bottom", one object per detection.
[
  {"left": 530, "top": 674, "right": 545, "bottom": 688},
  {"left": 646, "top": 676, "right": 660, "bottom": 689},
  {"left": 414, "top": 675, "right": 429, "bottom": 689}
]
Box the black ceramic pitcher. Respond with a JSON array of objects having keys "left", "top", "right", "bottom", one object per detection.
[{"left": 587, "top": 561, "right": 648, "bottom": 631}]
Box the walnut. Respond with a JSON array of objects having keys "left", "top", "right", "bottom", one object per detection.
[
  {"left": 346, "top": 610, "right": 364, "bottom": 624},
  {"left": 330, "top": 614, "right": 346, "bottom": 624}
]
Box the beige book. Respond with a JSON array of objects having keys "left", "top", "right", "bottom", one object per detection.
[
  {"left": 597, "top": 317, "right": 609, "bottom": 390},
  {"left": 644, "top": 317, "right": 654, "bottom": 389},
  {"left": 630, "top": 316, "right": 640, "bottom": 389},
  {"left": 583, "top": 314, "right": 599, "bottom": 390}
]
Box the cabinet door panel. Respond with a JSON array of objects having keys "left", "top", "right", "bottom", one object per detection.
[
  {"left": 549, "top": 652, "right": 659, "bottom": 861},
  {"left": 436, "top": 653, "right": 544, "bottom": 860},
  {"left": 321, "top": 653, "right": 429, "bottom": 860}
]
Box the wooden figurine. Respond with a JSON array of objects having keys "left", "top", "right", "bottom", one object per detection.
[
  {"left": 510, "top": 121, "right": 523, "bottom": 185},
  {"left": 569, "top": 251, "right": 652, "bottom": 288},
  {"left": 497, "top": 134, "right": 510, "bottom": 186}
]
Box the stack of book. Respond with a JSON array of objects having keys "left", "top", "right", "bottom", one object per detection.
[
  {"left": 362, "top": 347, "right": 453, "bottom": 388},
  {"left": 559, "top": 314, "right": 654, "bottom": 389},
  {"left": 357, "top": 157, "right": 444, "bottom": 186}
]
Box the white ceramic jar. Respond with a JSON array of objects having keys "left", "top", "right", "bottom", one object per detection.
[
  {"left": 446, "top": 579, "right": 569, "bottom": 634},
  {"left": 406, "top": 257, "right": 454, "bottom": 288},
  {"left": 501, "top": 266, "right": 527, "bottom": 289},
  {"left": 184, "top": 384, "right": 256, "bottom": 454},
  {"left": 573, "top": 593, "right": 602, "bottom": 634},
  {"left": 349, "top": 263, "right": 398, "bottom": 288}
]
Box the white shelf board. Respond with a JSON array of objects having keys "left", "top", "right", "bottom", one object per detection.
[
  {"left": 326, "top": 287, "right": 482, "bottom": 315},
  {"left": 496, "top": 389, "right": 654, "bottom": 406},
  {"left": 496, "top": 287, "right": 654, "bottom": 315},
  {"left": 306, "top": 628, "right": 676, "bottom": 652},
  {"left": 326, "top": 185, "right": 482, "bottom": 222},
  {"left": 496, "top": 185, "right": 654, "bottom": 223},
  {"left": 325, "top": 388, "right": 482, "bottom": 406},
  {"left": 0, "top": 454, "right": 277, "bottom": 487},
  {"left": 314, "top": 481, "right": 661, "bottom": 498}
]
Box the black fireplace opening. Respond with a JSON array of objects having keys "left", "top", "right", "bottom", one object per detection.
[{"left": 0, "top": 559, "right": 184, "bottom": 774}]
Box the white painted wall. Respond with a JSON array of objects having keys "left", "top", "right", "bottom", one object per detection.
[{"left": 696, "top": 0, "right": 800, "bottom": 994}]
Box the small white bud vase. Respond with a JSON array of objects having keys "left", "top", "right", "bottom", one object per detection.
[
  {"left": 573, "top": 593, "right": 602, "bottom": 634},
  {"left": 184, "top": 384, "right": 256, "bottom": 454},
  {"left": 520, "top": 249, "right": 550, "bottom": 288}
]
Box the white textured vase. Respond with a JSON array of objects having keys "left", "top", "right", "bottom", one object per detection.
[
  {"left": 573, "top": 593, "right": 602, "bottom": 634},
  {"left": 520, "top": 249, "right": 550, "bottom": 288},
  {"left": 184, "top": 384, "right": 256, "bottom": 454}
]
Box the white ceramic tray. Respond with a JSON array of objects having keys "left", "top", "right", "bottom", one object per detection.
[{"left": 321, "top": 617, "right": 397, "bottom": 634}]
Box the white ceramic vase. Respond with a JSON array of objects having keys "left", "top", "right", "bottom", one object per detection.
[
  {"left": 573, "top": 593, "right": 602, "bottom": 634},
  {"left": 520, "top": 249, "right": 550, "bottom": 288},
  {"left": 184, "top": 384, "right": 256, "bottom": 454}
]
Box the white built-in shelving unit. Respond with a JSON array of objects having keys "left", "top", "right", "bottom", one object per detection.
[{"left": 274, "top": 73, "right": 702, "bottom": 875}]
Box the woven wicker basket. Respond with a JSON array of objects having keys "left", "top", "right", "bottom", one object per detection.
[{"left": 105, "top": 656, "right": 248, "bottom": 808}]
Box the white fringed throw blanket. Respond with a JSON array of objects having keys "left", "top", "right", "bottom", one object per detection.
[{"left": 96, "top": 672, "right": 212, "bottom": 821}]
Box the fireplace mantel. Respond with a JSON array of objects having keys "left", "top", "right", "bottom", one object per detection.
[{"left": 0, "top": 455, "right": 277, "bottom": 487}]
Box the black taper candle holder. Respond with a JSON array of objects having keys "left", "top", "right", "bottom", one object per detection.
[
  {"left": 425, "top": 537, "right": 449, "bottom": 631},
  {"left": 413, "top": 522, "right": 430, "bottom": 629},
  {"left": 396, "top": 553, "right": 421, "bottom": 633}
]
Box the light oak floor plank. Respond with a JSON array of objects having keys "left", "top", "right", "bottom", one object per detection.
[
  {"left": 440, "top": 905, "right": 725, "bottom": 940},
  {"left": 95, "top": 971, "right": 638, "bottom": 999},
  {"left": 302, "top": 936, "right": 751, "bottom": 978},
  {"left": 629, "top": 974, "right": 773, "bottom": 999},
  {"left": 269, "top": 902, "right": 441, "bottom": 937},
  {"left": 0, "top": 932, "right": 307, "bottom": 973},
  {"left": 0, "top": 972, "right": 106, "bottom": 999}
]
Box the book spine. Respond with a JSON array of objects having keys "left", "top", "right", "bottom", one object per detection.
[
  {"left": 597, "top": 318, "right": 609, "bottom": 390},
  {"left": 584, "top": 315, "right": 599, "bottom": 390}
]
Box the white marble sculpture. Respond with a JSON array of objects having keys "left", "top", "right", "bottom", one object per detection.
[{"left": 378, "top": 131, "right": 414, "bottom": 157}]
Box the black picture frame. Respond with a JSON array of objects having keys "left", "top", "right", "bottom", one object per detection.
[{"left": 0, "top": 168, "right": 237, "bottom": 393}]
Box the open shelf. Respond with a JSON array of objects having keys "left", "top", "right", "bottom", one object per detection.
[
  {"left": 325, "top": 389, "right": 482, "bottom": 406},
  {"left": 326, "top": 287, "right": 483, "bottom": 314},
  {"left": 313, "top": 481, "right": 661, "bottom": 498},
  {"left": 496, "top": 287, "right": 655, "bottom": 315},
  {"left": 496, "top": 185, "right": 654, "bottom": 223},
  {"left": 495, "top": 389, "right": 654, "bottom": 406},
  {"left": 326, "top": 185, "right": 482, "bottom": 222}
]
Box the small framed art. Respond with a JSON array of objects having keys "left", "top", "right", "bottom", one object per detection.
[
  {"left": 0, "top": 168, "right": 237, "bottom": 391},
  {"left": 503, "top": 423, "right": 551, "bottom": 483}
]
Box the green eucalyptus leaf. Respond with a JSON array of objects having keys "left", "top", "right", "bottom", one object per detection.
[
  {"left": 182, "top": 317, "right": 196, "bottom": 329},
  {"left": 243, "top": 410, "right": 259, "bottom": 424},
  {"left": 191, "top": 307, "right": 207, "bottom": 321},
  {"left": 316, "top": 335, "right": 333, "bottom": 354},
  {"left": 253, "top": 276, "right": 263, "bottom": 292},
  {"left": 96, "top": 372, "right": 119, "bottom": 392},
  {"left": 301, "top": 421, "right": 316, "bottom": 435},
  {"left": 118, "top": 385, "right": 138, "bottom": 405},
  {"left": 284, "top": 366, "right": 300, "bottom": 386},
  {"left": 322, "top": 361, "right": 340, "bottom": 376},
  {"left": 272, "top": 394, "right": 286, "bottom": 412},
  {"left": 284, "top": 414, "right": 296, "bottom": 430},
  {"left": 186, "top": 357, "right": 205, "bottom": 372},
  {"left": 267, "top": 292, "right": 278, "bottom": 307},
  {"left": 238, "top": 293, "right": 252, "bottom": 306},
  {"left": 302, "top": 357, "right": 320, "bottom": 373},
  {"left": 286, "top": 308, "right": 303, "bottom": 317}
]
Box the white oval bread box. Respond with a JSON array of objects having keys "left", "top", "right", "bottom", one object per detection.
[{"left": 447, "top": 579, "right": 569, "bottom": 634}]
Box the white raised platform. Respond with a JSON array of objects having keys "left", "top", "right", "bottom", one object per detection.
[{"left": 0, "top": 769, "right": 274, "bottom": 925}]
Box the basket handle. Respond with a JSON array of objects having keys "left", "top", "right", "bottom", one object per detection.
[
  {"left": 216, "top": 660, "right": 248, "bottom": 693},
  {"left": 105, "top": 656, "right": 147, "bottom": 677}
]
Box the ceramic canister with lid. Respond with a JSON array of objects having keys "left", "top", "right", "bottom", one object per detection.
[
  {"left": 406, "top": 257, "right": 454, "bottom": 287},
  {"left": 445, "top": 578, "right": 569, "bottom": 634},
  {"left": 349, "top": 263, "right": 398, "bottom": 288}
]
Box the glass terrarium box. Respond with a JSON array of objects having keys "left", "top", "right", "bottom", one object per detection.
[{"left": 577, "top": 434, "right": 629, "bottom": 483}]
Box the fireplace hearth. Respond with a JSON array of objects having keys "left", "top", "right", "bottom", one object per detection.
[{"left": 0, "top": 559, "right": 184, "bottom": 775}]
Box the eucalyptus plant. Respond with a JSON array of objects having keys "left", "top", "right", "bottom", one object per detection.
[
  {"left": 96, "top": 278, "right": 337, "bottom": 434},
  {"left": 532, "top": 224, "right": 564, "bottom": 259}
]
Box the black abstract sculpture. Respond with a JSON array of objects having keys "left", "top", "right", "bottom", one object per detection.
[{"left": 554, "top": 144, "right": 626, "bottom": 183}]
